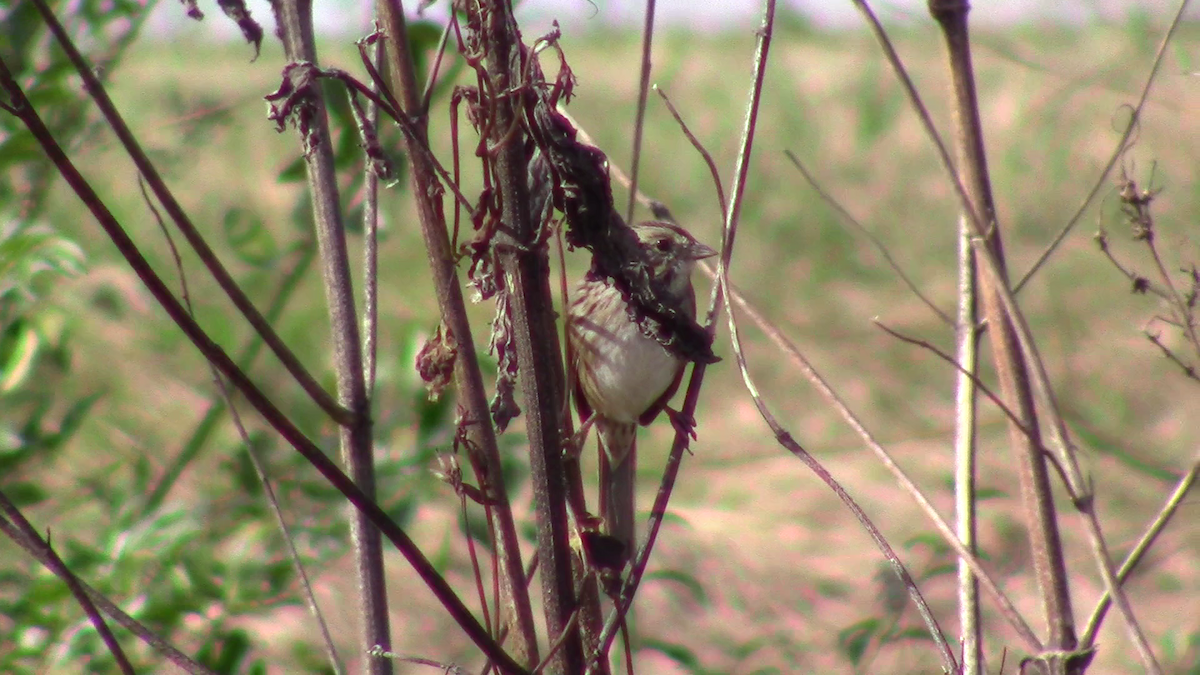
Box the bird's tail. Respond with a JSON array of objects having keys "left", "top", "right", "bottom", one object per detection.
[{"left": 598, "top": 421, "right": 637, "bottom": 560}]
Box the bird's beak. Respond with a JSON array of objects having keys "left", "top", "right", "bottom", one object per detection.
[{"left": 689, "top": 241, "right": 718, "bottom": 261}]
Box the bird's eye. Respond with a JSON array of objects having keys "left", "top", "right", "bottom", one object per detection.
[{"left": 654, "top": 238, "right": 673, "bottom": 252}]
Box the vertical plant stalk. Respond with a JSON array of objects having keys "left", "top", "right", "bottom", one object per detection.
[
  {"left": 860, "top": 0, "right": 1165, "bottom": 669},
  {"left": 953, "top": 213, "right": 982, "bottom": 674},
  {"left": 374, "top": 0, "right": 540, "bottom": 667},
  {"left": 928, "top": 0, "right": 1076, "bottom": 663},
  {"left": 273, "top": 0, "right": 390, "bottom": 670},
  {"left": 471, "top": 3, "right": 584, "bottom": 672},
  {"left": 363, "top": 37, "right": 383, "bottom": 395},
  {"left": 624, "top": 0, "right": 658, "bottom": 226}
]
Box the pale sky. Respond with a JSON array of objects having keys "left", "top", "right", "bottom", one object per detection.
[{"left": 150, "top": 0, "right": 1189, "bottom": 41}]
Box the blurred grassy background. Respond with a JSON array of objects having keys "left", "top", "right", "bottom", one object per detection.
[{"left": 17, "top": 12, "right": 1200, "bottom": 673}]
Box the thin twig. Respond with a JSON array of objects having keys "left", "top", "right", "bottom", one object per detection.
[
  {"left": 1095, "top": 229, "right": 1170, "bottom": 300},
  {"left": 1080, "top": 449, "right": 1200, "bottom": 645},
  {"left": 784, "top": 150, "right": 952, "bottom": 326},
  {"left": 363, "top": 36, "right": 384, "bottom": 395},
  {"left": 420, "top": 18, "right": 455, "bottom": 115},
  {"left": 654, "top": 86, "right": 727, "bottom": 222},
  {"left": 952, "top": 212, "right": 983, "bottom": 674},
  {"left": 1014, "top": 2, "right": 1187, "bottom": 294},
  {"left": 1145, "top": 331, "right": 1200, "bottom": 382},
  {"left": 0, "top": 514, "right": 215, "bottom": 674},
  {"left": 25, "top": 0, "right": 352, "bottom": 425},
  {"left": 140, "top": 177, "right": 344, "bottom": 674},
  {"left": 874, "top": 321, "right": 1031, "bottom": 438},
  {"left": 1141, "top": 210, "right": 1200, "bottom": 356},
  {"left": 624, "top": 0, "right": 658, "bottom": 226},
  {"left": 0, "top": 496, "right": 135, "bottom": 675}
]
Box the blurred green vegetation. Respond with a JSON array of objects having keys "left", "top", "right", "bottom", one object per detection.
[{"left": 2, "top": 8, "right": 1199, "bottom": 673}]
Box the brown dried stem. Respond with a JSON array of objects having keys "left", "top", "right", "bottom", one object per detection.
[
  {"left": 924, "top": 5, "right": 1078, "bottom": 669},
  {"left": 952, "top": 209, "right": 984, "bottom": 673},
  {"left": 271, "top": 1, "right": 391, "bottom": 668},
  {"left": 624, "top": 0, "right": 658, "bottom": 226},
  {"left": 374, "top": 0, "right": 540, "bottom": 668},
  {"left": 465, "top": 2, "right": 583, "bottom": 671}
]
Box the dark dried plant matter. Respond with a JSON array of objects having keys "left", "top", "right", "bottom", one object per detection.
[
  {"left": 416, "top": 323, "right": 458, "bottom": 401},
  {"left": 441, "top": 20, "right": 719, "bottom": 432},
  {"left": 265, "top": 23, "right": 717, "bottom": 443},
  {"left": 178, "top": 0, "right": 263, "bottom": 56},
  {"left": 215, "top": 0, "right": 263, "bottom": 57},
  {"left": 451, "top": 21, "right": 717, "bottom": 366},
  {"left": 520, "top": 33, "right": 718, "bottom": 366},
  {"left": 1100, "top": 164, "right": 1200, "bottom": 385}
]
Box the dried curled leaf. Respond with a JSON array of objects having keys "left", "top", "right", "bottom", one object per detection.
[
  {"left": 489, "top": 293, "right": 521, "bottom": 432},
  {"left": 265, "top": 62, "right": 321, "bottom": 155},
  {"left": 416, "top": 324, "right": 457, "bottom": 400},
  {"left": 215, "top": 0, "right": 264, "bottom": 58}
]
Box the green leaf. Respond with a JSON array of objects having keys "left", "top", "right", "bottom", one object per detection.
[
  {"left": 223, "top": 208, "right": 278, "bottom": 268},
  {"left": 918, "top": 562, "right": 957, "bottom": 582},
  {"left": 416, "top": 388, "right": 454, "bottom": 446},
  {"left": 197, "top": 627, "right": 253, "bottom": 674},
  {"left": 3, "top": 481, "right": 47, "bottom": 507},
  {"left": 644, "top": 568, "right": 708, "bottom": 605},
  {"left": 262, "top": 559, "right": 297, "bottom": 597},
  {"left": 642, "top": 638, "right": 702, "bottom": 670},
  {"left": 837, "top": 617, "right": 880, "bottom": 665},
  {"left": 48, "top": 391, "right": 104, "bottom": 450},
  {"left": 231, "top": 442, "right": 265, "bottom": 497},
  {"left": 976, "top": 486, "right": 1008, "bottom": 501},
  {"left": 277, "top": 156, "right": 307, "bottom": 183},
  {"left": 62, "top": 540, "right": 108, "bottom": 573},
  {"left": 903, "top": 532, "right": 951, "bottom": 557},
  {"left": 0, "top": 320, "right": 39, "bottom": 392},
  {"left": 0, "top": 223, "right": 86, "bottom": 307}
]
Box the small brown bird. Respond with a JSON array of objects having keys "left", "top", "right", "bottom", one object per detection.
[{"left": 567, "top": 220, "right": 716, "bottom": 557}]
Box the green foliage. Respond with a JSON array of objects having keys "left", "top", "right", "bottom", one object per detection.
[
  {"left": 0, "top": 223, "right": 84, "bottom": 312},
  {"left": 644, "top": 568, "right": 709, "bottom": 606}
]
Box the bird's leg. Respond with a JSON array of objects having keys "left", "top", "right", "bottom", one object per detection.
[
  {"left": 665, "top": 406, "right": 697, "bottom": 442},
  {"left": 563, "top": 414, "right": 596, "bottom": 459}
]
